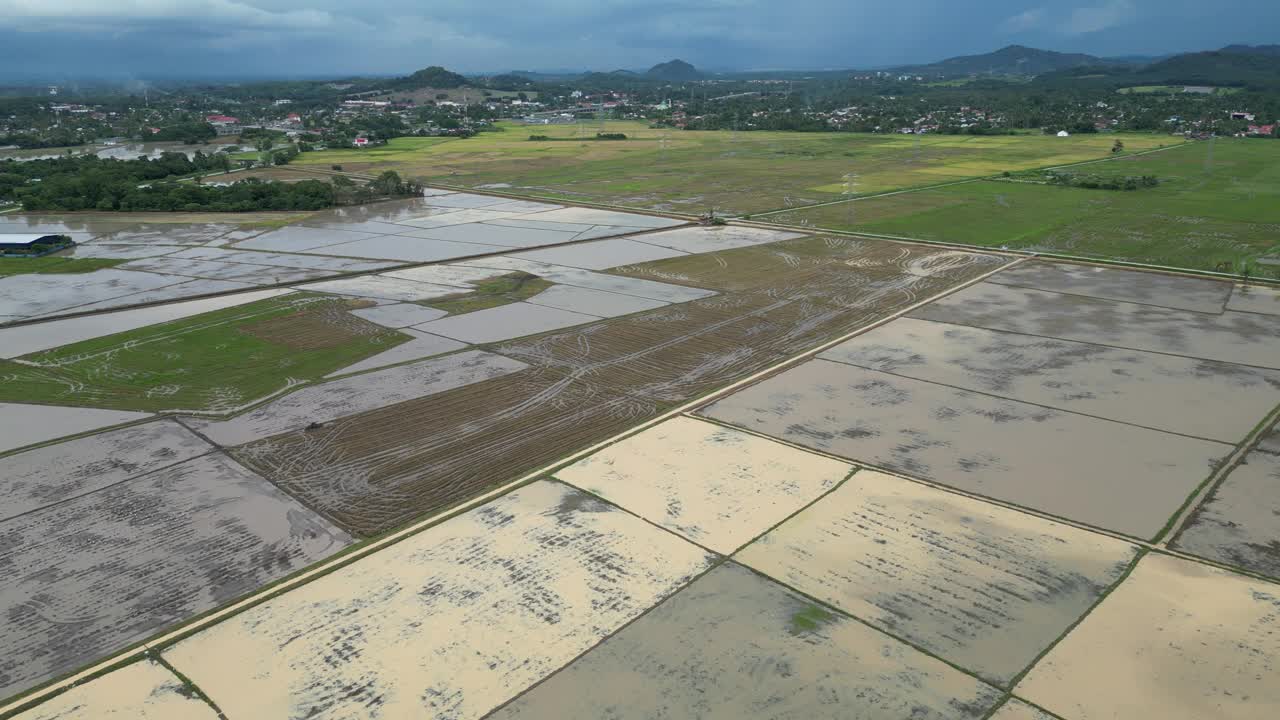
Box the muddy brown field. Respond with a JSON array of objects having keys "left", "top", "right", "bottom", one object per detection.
[
  {"left": 0, "top": 452, "right": 351, "bottom": 700},
  {"left": 232, "top": 238, "right": 1005, "bottom": 537},
  {"left": 238, "top": 298, "right": 382, "bottom": 350}
]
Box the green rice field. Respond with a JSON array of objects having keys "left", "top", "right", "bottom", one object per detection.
[
  {"left": 767, "top": 139, "right": 1280, "bottom": 273},
  {"left": 293, "top": 121, "right": 1177, "bottom": 215},
  {"left": 0, "top": 294, "right": 407, "bottom": 412}
]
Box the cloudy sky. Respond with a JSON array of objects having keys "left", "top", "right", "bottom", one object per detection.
[{"left": 0, "top": 0, "right": 1274, "bottom": 79}]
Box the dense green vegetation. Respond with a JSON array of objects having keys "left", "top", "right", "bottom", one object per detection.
[
  {"left": 2, "top": 151, "right": 425, "bottom": 212},
  {"left": 304, "top": 120, "right": 1169, "bottom": 215},
  {"left": 0, "top": 294, "right": 408, "bottom": 412},
  {"left": 0, "top": 256, "right": 125, "bottom": 277},
  {"left": 770, "top": 139, "right": 1280, "bottom": 274},
  {"left": 425, "top": 273, "right": 553, "bottom": 314}
]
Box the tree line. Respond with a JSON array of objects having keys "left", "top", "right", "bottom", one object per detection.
[{"left": 2, "top": 151, "right": 422, "bottom": 212}]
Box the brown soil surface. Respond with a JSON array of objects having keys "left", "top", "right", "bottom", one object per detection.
[
  {"left": 239, "top": 299, "right": 381, "bottom": 350},
  {"left": 237, "top": 238, "right": 1007, "bottom": 537}
]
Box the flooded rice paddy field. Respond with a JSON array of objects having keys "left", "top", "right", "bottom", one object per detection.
[
  {"left": 7, "top": 660, "right": 220, "bottom": 720},
  {"left": 7, "top": 218, "right": 1280, "bottom": 718},
  {"left": 0, "top": 193, "right": 683, "bottom": 323},
  {"left": 736, "top": 471, "right": 1139, "bottom": 685},
  {"left": 490, "top": 563, "right": 1002, "bottom": 720},
  {"left": 1226, "top": 283, "right": 1280, "bottom": 316},
  {"left": 819, "top": 317, "right": 1280, "bottom": 442},
  {"left": 0, "top": 403, "right": 149, "bottom": 454},
  {"left": 0, "top": 445, "right": 350, "bottom": 700},
  {"left": 986, "top": 260, "right": 1233, "bottom": 313},
  {"left": 1172, "top": 442, "right": 1280, "bottom": 579},
  {"left": 701, "top": 261, "right": 1280, "bottom": 540},
  {"left": 227, "top": 239, "right": 1002, "bottom": 537},
  {"left": 700, "top": 358, "right": 1228, "bottom": 538},
  {"left": 554, "top": 416, "right": 853, "bottom": 553},
  {"left": 1015, "top": 553, "right": 1280, "bottom": 719},
  {"left": 161, "top": 481, "right": 713, "bottom": 720},
  {"left": 186, "top": 350, "right": 527, "bottom": 446},
  {"left": 910, "top": 280, "right": 1280, "bottom": 369}
]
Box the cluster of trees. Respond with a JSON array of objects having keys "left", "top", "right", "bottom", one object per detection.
[
  {"left": 0, "top": 151, "right": 231, "bottom": 202},
  {"left": 7, "top": 150, "right": 428, "bottom": 211},
  {"left": 1045, "top": 172, "right": 1160, "bottom": 191},
  {"left": 18, "top": 175, "right": 335, "bottom": 212},
  {"left": 149, "top": 121, "right": 216, "bottom": 143}
]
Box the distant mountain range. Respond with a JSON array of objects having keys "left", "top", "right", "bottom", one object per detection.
[
  {"left": 890, "top": 45, "right": 1106, "bottom": 77},
  {"left": 458, "top": 43, "right": 1280, "bottom": 93}
]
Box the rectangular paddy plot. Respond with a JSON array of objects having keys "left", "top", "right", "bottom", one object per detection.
[
  {"left": 118, "top": 257, "right": 331, "bottom": 285},
  {"left": 189, "top": 350, "right": 525, "bottom": 446},
  {"left": 403, "top": 221, "right": 578, "bottom": 248},
  {"left": 0, "top": 419, "right": 209, "bottom": 521},
  {"left": 515, "top": 266, "right": 720, "bottom": 303},
  {"left": 986, "top": 260, "right": 1232, "bottom": 313},
  {"left": 1227, "top": 283, "right": 1280, "bottom": 316},
  {"left": 234, "top": 226, "right": 383, "bottom": 253},
  {"left": 301, "top": 275, "right": 461, "bottom": 302},
  {"left": 634, "top": 225, "right": 806, "bottom": 254},
  {"left": 0, "top": 289, "right": 293, "bottom": 359},
  {"left": 312, "top": 234, "right": 507, "bottom": 262},
  {"left": 0, "top": 268, "right": 184, "bottom": 319},
  {"left": 8, "top": 660, "right": 220, "bottom": 720},
  {"left": 510, "top": 237, "right": 691, "bottom": 270},
  {"left": 523, "top": 284, "right": 669, "bottom": 318},
  {"left": 0, "top": 403, "right": 149, "bottom": 455},
  {"left": 614, "top": 234, "right": 1008, "bottom": 298},
  {"left": 820, "top": 317, "right": 1280, "bottom": 442},
  {"left": 162, "top": 480, "right": 713, "bottom": 720},
  {"left": 382, "top": 264, "right": 508, "bottom": 287},
  {"left": 41, "top": 278, "right": 260, "bottom": 317},
  {"left": 164, "top": 246, "right": 396, "bottom": 273},
  {"left": 325, "top": 330, "right": 467, "bottom": 378},
  {"left": 1016, "top": 553, "right": 1280, "bottom": 720},
  {"left": 555, "top": 416, "right": 852, "bottom": 553},
  {"left": 736, "top": 471, "right": 1140, "bottom": 685},
  {"left": 413, "top": 301, "right": 600, "bottom": 344},
  {"left": 1172, "top": 447, "right": 1280, "bottom": 579},
  {"left": 349, "top": 302, "right": 448, "bottom": 328},
  {"left": 911, "top": 281, "right": 1280, "bottom": 370},
  {"left": 699, "top": 359, "right": 1229, "bottom": 538},
  {"left": 229, "top": 368, "right": 650, "bottom": 536},
  {"left": 491, "top": 563, "right": 1001, "bottom": 720},
  {"left": 0, "top": 452, "right": 351, "bottom": 700}
]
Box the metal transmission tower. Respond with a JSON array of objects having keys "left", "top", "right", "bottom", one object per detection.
[
  {"left": 842, "top": 172, "right": 858, "bottom": 226},
  {"left": 1204, "top": 135, "right": 1216, "bottom": 173}
]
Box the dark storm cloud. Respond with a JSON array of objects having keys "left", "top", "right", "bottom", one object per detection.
[{"left": 0, "top": 0, "right": 1275, "bottom": 78}]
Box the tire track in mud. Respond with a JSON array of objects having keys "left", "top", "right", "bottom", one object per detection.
[{"left": 234, "top": 240, "right": 1009, "bottom": 537}]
